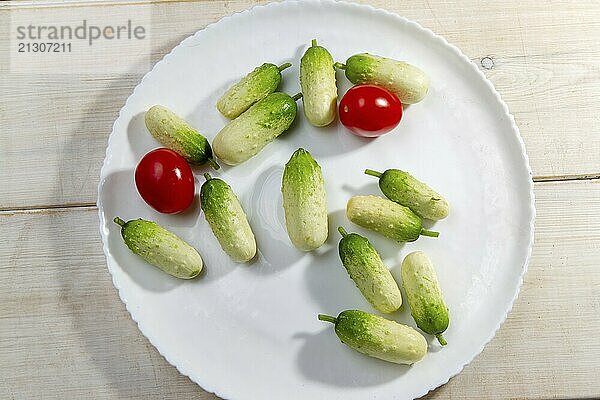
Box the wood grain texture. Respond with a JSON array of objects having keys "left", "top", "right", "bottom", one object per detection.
[
  {"left": 1, "top": 180, "right": 599, "bottom": 399},
  {"left": 0, "top": 205, "right": 217, "bottom": 400},
  {"left": 425, "top": 179, "right": 600, "bottom": 399},
  {"left": 1, "top": 0, "right": 600, "bottom": 210},
  {"left": 1, "top": 1, "right": 600, "bottom": 399}
]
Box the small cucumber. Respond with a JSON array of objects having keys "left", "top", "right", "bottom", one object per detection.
[
  {"left": 212, "top": 92, "right": 301, "bottom": 165},
  {"left": 113, "top": 217, "right": 202, "bottom": 279},
  {"left": 281, "top": 148, "right": 328, "bottom": 251},
  {"left": 336, "top": 53, "right": 429, "bottom": 104},
  {"left": 300, "top": 39, "right": 338, "bottom": 127},
  {"left": 337, "top": 227, "right": 402, "bottom": 313},
  {"left": 217, "top": 62, "right": 292, "bottom": 119},
  {"left": 200, "top": 173, "right": 256, "bottom": 263},
  {"left": 346, "top": 195, "right": 439, "bottom": 243},
  {"left": 401, "top": 251, "right": 449, "bottom": 346},
  {"left": 365, "top": 169, "right": 449, "bottom": 221},
  {"left": 318, "top": 310, "right": 427, "bottom": 365},
  {"left": 144, "top": 105, "right": 219, "bottom": 169}
]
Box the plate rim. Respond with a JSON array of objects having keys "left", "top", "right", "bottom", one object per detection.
[{"left": 97, "top": 1, "right": 536, "bottom": 398}]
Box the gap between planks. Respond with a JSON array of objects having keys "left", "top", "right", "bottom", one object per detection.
[
  {"left": 0, "top": 174, "right": 598, "bottom": 214},
  {"left": 0, "top": 203, "right": 97, "bottom": 215},
  {"left": 533, "top": 173, "right": 600, "bottom": 183}
]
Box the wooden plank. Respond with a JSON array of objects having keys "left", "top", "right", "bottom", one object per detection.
[
  {"left": 1, "top": 0, "right": 600, "bottom": 209},
  {"left": 0, "top": 179, "right": 599, "bottom": 399},
  {"left": 424, "top": 179, "right": 600, "bottom": 399},
  {"left": 0, "top": 205, "right": 217, "bottom": 399},
  {"left": 0, "top": 0, "right": 263, "bottom": 211}
]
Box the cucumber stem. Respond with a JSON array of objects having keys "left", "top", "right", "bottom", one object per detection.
[
  {"left": 292, "top": 93, "right": 303, "bottom": 101},
  {"left": 203, "top": 173, "right": 212, "bottom": 181},
  {"left": 311, "top": 38, "right": 318, "bottom": 47},
  {"left": 436, "top": 333, "right": 447, "bottom": 346},
  {"left": 337, "top": 226, "right": 349, "bottom": 237},
  {"left": 278, "top": 62, "right": 292, "bottom": 71},
  {"left": 364, "top": 169, "right": 383, "bottom": 178},
  {"left": 421, "top": 229, "right": 440, "bottom": 238},
  {"left": 113, "top": 217, "right": 126, "bottom": 227},
  {"left": 334, "top": 62, "right": 346, "bottom": 70},
  {"left": 207, "top": 158, "right": 220, "bottom": 170},
  {"left": 318, "top": 314, "right": 337, "bottom": 324}
]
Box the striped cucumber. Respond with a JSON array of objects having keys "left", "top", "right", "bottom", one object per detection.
[
  {"left": 365, "top": 168, "right": 449, "bottom": 220},
  {"left": 217, "top": 62, "right": 292, "bottom": 119},
  {"left": 336, "top": 53, "right": 429, "bottom": 104},
  {"left": 212, "top": 92, "right": 301, "bottom": 165},
  {"left": 200, "top": 173, "right": 256, "bottom": 263},
  {"left": 144, "top": 105, "right": 219, "bottom": 169},
  {"left": 318, "top": 310, "right": 427, "bottom": 365},
  {"left": 337, "top": 227, "right": 402, "bottom": 313},
  {"left": 346, "top": 195, "right": 439, "bottom": 243},
  {"left": 281, "top": 148, "right": 328, "bottom": 251},
  {"left": 402, "top": 251, "right": 449, "bottom": 346},
  {"left": 300, "top": 39, "right": 337, "bottom": 127},
  {"left": 113, "top": 217, "right": 202, "bottom": 279}
]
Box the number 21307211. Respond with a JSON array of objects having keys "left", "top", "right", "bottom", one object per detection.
[{"left": 17, "top": 42, "right": 72, "bottom": 52}]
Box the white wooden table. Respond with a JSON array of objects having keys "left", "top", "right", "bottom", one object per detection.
[{"left": 1, "top": 1, "right": 599, "bottom": 399}]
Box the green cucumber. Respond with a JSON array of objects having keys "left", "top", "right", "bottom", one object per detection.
[
  {"left": 144, "top": 105, "right": 219, "bottom": 169},
  {"left": 217, "top": 62, "right": 292, "bottom": 119},
  {"left": 337, "top": 227, "right": 402, "bottom": 313},
  {"left": 300, "top": 39, "right": 337, "bottom": 127},
  {"left": 346, "top": 195, "right": 439, "bottom": 242},
  {"left": 318, "top": 310, "right": 427, "bottom": 365},
  {"left": 365, "top": 169, "right": 449, "bottom": 220},
  {"left": 401, "top": 251, "right": 449, "bottom": 346},
  {"left": 335, "top": 53, "right": 429, "bottom": 104},
  {"left": 212, "top": 92, "right": 301, "bottom": 165},
  {"left": 200, "top": 173, "right": 256, "bottom": 263},
  {"left": 113, "top": 217, "right": 202, "bottom": 279},
  {"left": 281, "top": 148, "right": 328, "bottom": 251}
]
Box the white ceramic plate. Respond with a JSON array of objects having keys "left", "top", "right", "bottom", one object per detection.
[{"left": 98, "top": 1, "right": 535, "bottom": 399}]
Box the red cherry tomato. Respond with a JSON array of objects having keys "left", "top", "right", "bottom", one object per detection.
[
  {"left": 339, "top": 85, "right": 403, "bottom": 137},
  {"left": 135, "top": 148, "right": 195, "bottom": 214}
]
